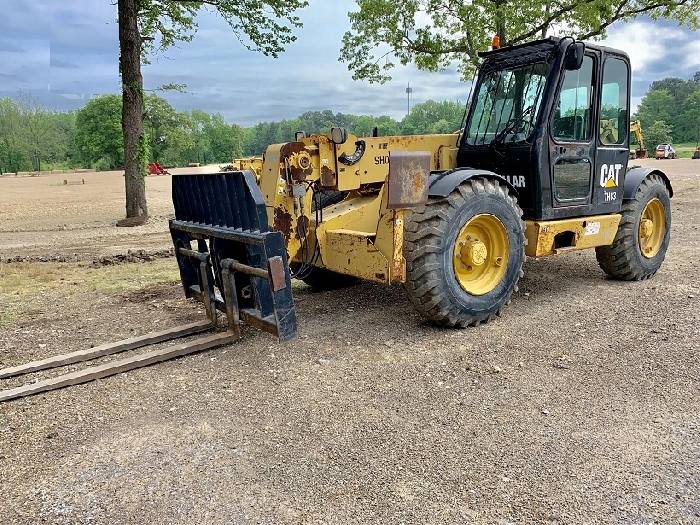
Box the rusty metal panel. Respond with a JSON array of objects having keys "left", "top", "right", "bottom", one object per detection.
[
  {"left": 320, "top": 165, "right": 336, "bottom": 187},
  {"left": 387, "top": 151, "right": 431, "bottom": 209},
  {"left": 268, "top": 256, "right": 287, "bottom": 291},
  {"left": 391, "top": 211, "right": 406, "bottom": 283},
  {"left": 324, "top": 229, "right": 390, "bottom": 284}
]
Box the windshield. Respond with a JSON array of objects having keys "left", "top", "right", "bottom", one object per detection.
[{"left": 465, "top": 62, "right": 549, "bottom": 146}]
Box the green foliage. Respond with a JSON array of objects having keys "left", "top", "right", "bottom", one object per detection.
[
  {"left": 675, "top": 91, "right": 700, "bottom": 145},
  {"left": 144, "top": 93, "right": 186, "bottom": 163},
  {"left": 636, "top": 73, "right": 700, "bottom": 144},
  {"left": 401, "top": 100, "right": 464, "bottom": 135},
  {"left": 138, "top": 0, "right": 309, "bottom": 60},
  {"left": 0, "top": 95, "right": 76, "bottom": 174},
  {"left": 176, "top": 110, "right": 243, "bottom": 164},
  {"left": 645, "top": 120, "right": 674, "bottom": 150},
  {"left": 71, "top": 92, "right": 245, "bottom": 167},
  {"left": 93, "top": 156, "right": 115, "bottom": 171},
  {"left": 134, "top": 131, "right": 151, "bottom": 178},
  {"left": 649, "top": 77, "right": 697, "bottom": 116},
  {"left": 341, "top": 0, "right": 700, "bottom": 83},
  {"left": 637, "top": 89, "right": 675, "bottom": 127},
  {"left": 75, "top": 95, "right": 124, "bottom": 169},
  {"left": 0, "top": 97, "right": 27, "bottom": 173}
]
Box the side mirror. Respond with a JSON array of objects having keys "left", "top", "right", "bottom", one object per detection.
[
  {"left": 330, "top": 127, "right": 348, "bottom": 145},
  {"left": 564, "top": 41, "right": 585, "bottom": 70}
]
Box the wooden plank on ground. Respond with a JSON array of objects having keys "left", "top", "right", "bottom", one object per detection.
[
  {"left": 0, "top": 320, "right": 215, "bottom": 379},
  {"left": 0, "top": 331, "right": 237, "bottom": 403}
]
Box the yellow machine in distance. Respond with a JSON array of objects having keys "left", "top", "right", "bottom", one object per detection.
[
  {"left": 630, "top": 120, "right": 648, "bottom": 159},
  {"left": 600, "top": 119, "right": 648, "bottom": 160}
]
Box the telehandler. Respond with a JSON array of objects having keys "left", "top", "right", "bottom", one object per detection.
[
  {"left": 0, "top": 36, "right": 673, "bottom": 401},
  {"left": 169, "top": 35, "right": 671, "bottom": 333}
]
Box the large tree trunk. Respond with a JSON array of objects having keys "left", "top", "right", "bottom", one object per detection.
[{"left": 118, "top": 0, "right": 148, "bottom": 219}]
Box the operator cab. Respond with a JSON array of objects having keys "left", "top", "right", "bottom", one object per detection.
[{"left": 457, "top": 37, "right": 631, "bottom": 221}]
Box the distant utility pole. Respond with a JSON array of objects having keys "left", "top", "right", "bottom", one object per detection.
[{"left": 406, "top": 83, "right": 413, "bottom": 115}]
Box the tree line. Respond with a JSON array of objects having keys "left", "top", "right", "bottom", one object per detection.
[
  {"left": 0, "top": 95, "right": 465, "bottom": 173},
  {"left": 242, "top": 99, "right": 465, "bottom": 156},
  {"left": 1, "top": 71, "right": 697, "bottom": 175},
  {"left": 0, "top": 93, "right": 244, "bottom": 174}
]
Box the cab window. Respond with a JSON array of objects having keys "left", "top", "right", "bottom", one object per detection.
[
  {"left": 551, "top": 55, "right": 594, "bottom": 142},
  {"left": 599, "top": 57, "right": 629, "bottom": 145}
]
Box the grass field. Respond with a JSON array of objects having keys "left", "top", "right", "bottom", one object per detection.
[{"left": 673, "top": 142, "right": 700, "bottom": 158}]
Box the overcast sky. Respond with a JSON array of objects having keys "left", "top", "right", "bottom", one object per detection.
[{"left": 1, "top": 1, "right": 698, "bottom": 127}]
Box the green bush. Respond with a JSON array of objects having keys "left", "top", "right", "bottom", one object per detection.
[{"left": 93, "top": 156, "right": 114, "bottom": 171}]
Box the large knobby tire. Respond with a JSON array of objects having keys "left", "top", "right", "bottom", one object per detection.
[
  {"left": 299, "top": 190, "right": 359, "bottom": 291},
  {"left": 403, "top": 178, "right": 525, "bottom": 327},
  {"left": 595, "top": 174, "right": 671, "bottom": 280}
]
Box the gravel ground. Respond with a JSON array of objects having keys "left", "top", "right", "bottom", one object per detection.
[{"left": 0, "top": 160, "right": 699, "bottom": 524}]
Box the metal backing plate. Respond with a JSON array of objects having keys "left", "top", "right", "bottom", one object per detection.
[{"left": 387, "top": 151, "right": 431, "bottom": 209}]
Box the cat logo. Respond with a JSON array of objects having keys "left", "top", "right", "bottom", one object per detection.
[{"left": 600, "top": 163, "right": 622, "bottom": 188}]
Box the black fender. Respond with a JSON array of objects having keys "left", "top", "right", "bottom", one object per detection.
[
  {"left": 428, "top": 168, "right": 519, "bottom": 198},
  {"left": 624, "top": 167, "right": 673, "bottom": 200}
]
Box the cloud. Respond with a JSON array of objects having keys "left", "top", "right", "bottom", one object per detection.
[
  {"left": 601, "top": 20, "right": 700, "bottom": 81},
  {"left": 50, "top": 58, "right": 79, "bottom": 69},
  {"left": 0, "top": 41, "right": 24, "bottom": 52}
]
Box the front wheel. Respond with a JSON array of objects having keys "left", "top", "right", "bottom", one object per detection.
[
  {"left": 403, "top": 178, "right": 525, "bottom": 327},
  {"left": 595, "top": 174, "right": 671, "bottom": 280}
]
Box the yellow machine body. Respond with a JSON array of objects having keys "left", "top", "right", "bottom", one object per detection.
[
  {"left": 259, "top": 133, "right": 457, "bottom": 284},
  {"left": 252, "top": 130, "right": 624, "bottom": 285}
]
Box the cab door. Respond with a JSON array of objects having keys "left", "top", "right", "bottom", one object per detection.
[
  {"left": 549, "top": 54, "right": 596, "bottom": 215},
  {"left": 593, "top": 55, "right": 630, "bottom": 209}
]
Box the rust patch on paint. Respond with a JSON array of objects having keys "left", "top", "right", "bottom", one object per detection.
[
  {"left": 279, "top": 142, "right": 306, "bottom": 158},
  {"left": 296, "top": 215, "right": 309, "bottom": 240},
  {"left": 387, "top": 150, "right": 430, "bottom": 208},
  {"left": 320, "top": 165, "right": 336, "bottom": 187},
  {"left": 273, "top": 206, "right": 293, "bottom": 247}
]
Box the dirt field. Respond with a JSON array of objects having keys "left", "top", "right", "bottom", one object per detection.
[{"left": 1, "top": 160, "right": 699, "bottom": 524}]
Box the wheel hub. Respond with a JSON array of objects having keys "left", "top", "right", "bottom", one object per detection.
[
  {"left": 639, "top": 218, "right": 654, "bottom": 239},
  {"left": 639, "top": 198, "right": 665, "bottom": 259},
  {"left": 460, "top": 240, "right": 488, "bottom": 267},
  {"left": 453, "top": 214, "right": 509, "bottom": 296}
]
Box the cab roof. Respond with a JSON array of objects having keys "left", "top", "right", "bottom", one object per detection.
[{"left": 478, "top": 36, "right": 628, "bottom": 62}]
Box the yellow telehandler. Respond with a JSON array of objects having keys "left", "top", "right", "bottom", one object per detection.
[{"left": 169, "top": 36, "right": 672, "bottom": 332}]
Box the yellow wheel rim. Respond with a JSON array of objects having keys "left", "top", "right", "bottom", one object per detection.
[
  {"left": 639, "top": 198, "right": 665, "bottom": 259},
  {"left": 453, "top": 214, "right": 509, "bottom": 296}
]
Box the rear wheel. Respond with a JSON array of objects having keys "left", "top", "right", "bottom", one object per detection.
[
  {"left": 403, "top": 178, "right": 525, "bottom": 327},
  {"left": 595, "top": 174, "right": 671, "bottom": 280}
]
